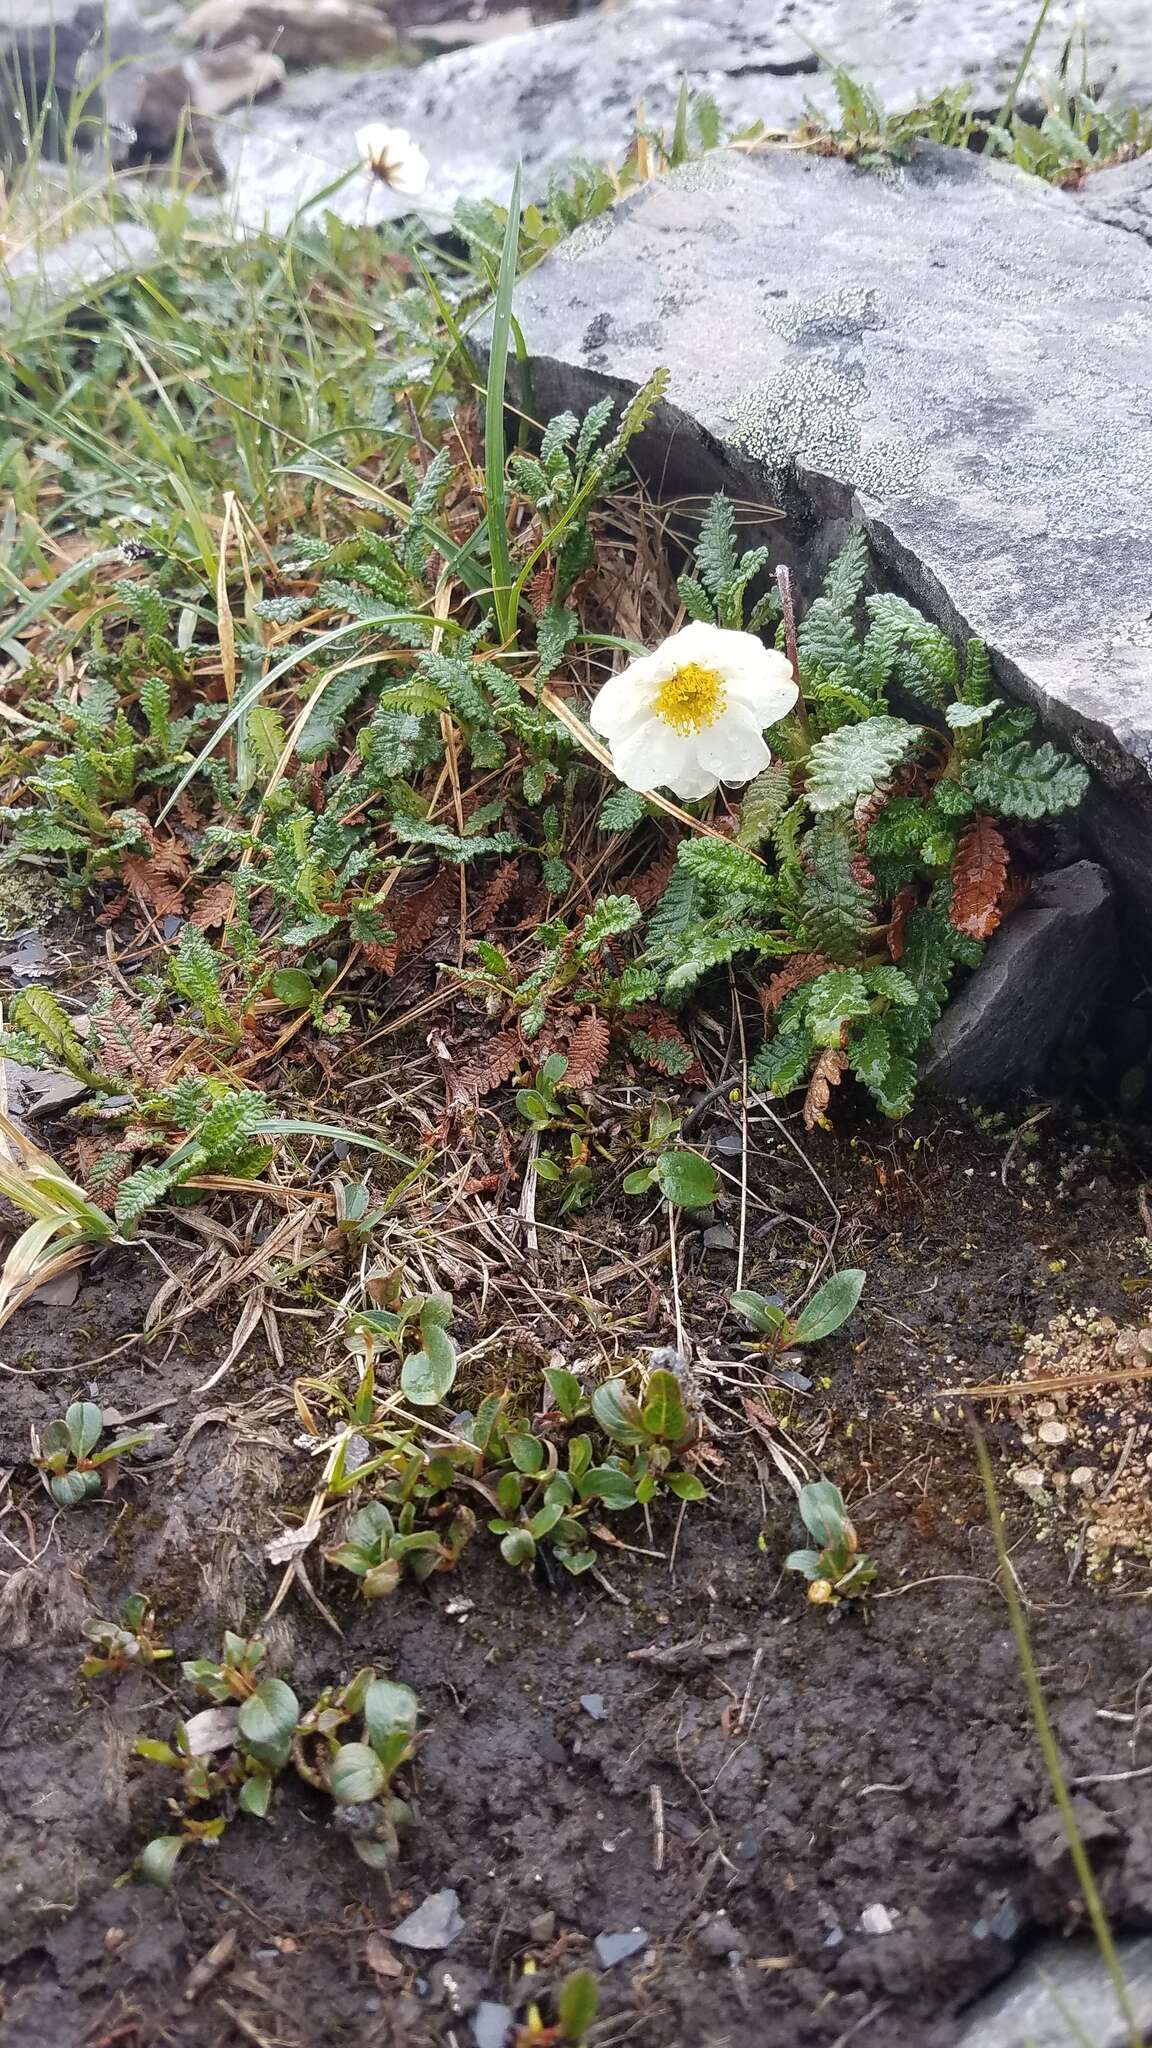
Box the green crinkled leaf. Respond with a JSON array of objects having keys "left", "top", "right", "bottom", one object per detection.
[
  {"left": 848, "top": 1015, "right": 919, "bottom": 1118},
  {"left": 675, "top": 835, "right": 778, "bottom": 911},
  {"left": 798, "top": 597, "right": 864, "bottom": 690},
  {"left": 750, "top": 1026, "right": 814, "bottom": 1099},
  {"left": 804, "top": 969, "right": 871, "bottom": 1047},
  {"left": 736, "top": 761, "right": 793, "bottom": 847},
  {"left": 799, "top": 815, "right": 874, "bottom": 965},
  {"left": 597, "top": 788, "right": 648, "bottom": 832},
  {"left": 820, "top": 528, "right": 871, "bottom": 613},
  {"left": 694, "top": 494, "right": 738, "bottom": 602},
  {"left": 961, "top": 740, "right": 1090, "bottom": 820},
  {"left": 805, "top": 715, "right": 921, "bottom": 813}
]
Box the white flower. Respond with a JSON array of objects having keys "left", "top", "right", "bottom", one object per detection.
[
  {"left": 589, "top": 620, "right": 799, "bottom": 801},
  {"left": 356, "top": 123, "right": 429, "bottom": 197}
]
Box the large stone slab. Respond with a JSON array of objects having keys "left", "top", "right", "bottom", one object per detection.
[
  {"left": 204, "top": 0, "right": 1152, "bottom": 228},
  {"left": 949, "top": 1935, "right": 1152, "bottom": 2047},
  {"left": 509, "top": 144, "right": 1152, "bottom": 919}
]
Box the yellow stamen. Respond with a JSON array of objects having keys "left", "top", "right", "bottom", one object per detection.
[{"left": 653, "top": 662, "right": 727, "bottom": 734}]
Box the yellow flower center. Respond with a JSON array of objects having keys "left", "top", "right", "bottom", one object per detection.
[{"left": 652, "top": 662, "right": 727, "bottom": 734}]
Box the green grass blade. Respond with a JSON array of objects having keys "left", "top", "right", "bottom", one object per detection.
[
  {"left": 484, "top": 163, "right": 522, "bottom": 643},
  {"left": 971, "top": 1420, "right": 1142, "bottom": 2048},
  {"left": 996, "top": 0, "right": 1056, "bottom": 129}
]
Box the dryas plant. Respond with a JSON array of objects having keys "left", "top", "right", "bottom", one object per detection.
[{"left": 632, "top": 518, "right": 1090, "bottom": 1122}]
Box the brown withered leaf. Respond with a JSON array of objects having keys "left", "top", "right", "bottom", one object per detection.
[
  {"left": 190, "top": 880, "right": 235, "bottom": 931},
  {"left": 456, "top": 1029, "right": 524, "bottom": 1101},
  {"left": 119, "top": 840, "right": 189, "bottom": 919},
  {"left": 469, "top": 860, "right": 520, "bottom": 931},
  {"left": 887, "top": 886, "right": 917, "bottom": 963},
  {"left": 392, "top": 870, "right": 456, "bottom": 956},
  {"left": 626, "top": 844, "right": 678, "bottom": 911},
  {"left": 803, "top": 1047, "right": 845, "bottom": 1131},
  {"left": 760, "top": 952, "right": 833, "bottom": 1016},
  {"left": 559, "top": 1013, "right": 610, "bottom": 1091},
  {"left": 950, "top": 816, "right": 1008, "bottom": 940}
]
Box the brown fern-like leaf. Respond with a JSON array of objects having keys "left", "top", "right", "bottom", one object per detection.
[
  {"left": 887, "top": 886, "right": 917, "bottom": 963},
  {"left": 803, "top": 1047, "right": 845, "bottom": 1131},
  {"left": 88, "top": 992, "right": 171, "bottom": 1083},
  {"left": 760, "top": 952, "right": 834, "bottom": 1017},
  {"left": 626, "top": 844, "right": 678, "bottom": 911},
  {"left": 119, "top": 841, "right": 188, "bottom": 919},
  {"left": 456, "top": 1029, "right": 524, "bottom": 1101},
  {"left": 392, "top": 870, "right": 456, "bottom": 956},
  {"left": 190, "top": 880, "right": 235, "bottom": 931},
  {"left": 559, "top": 1014, "right": 610, "bottom": 1090},
  {"left": 363, "top": 940, "right": 399, "bottom": 975},
  {"left": 470, "top": 860, "right": 520, "bottom": 931},
  {"left": 950, "top": 816, "right": 1008, "bottom": 940}
]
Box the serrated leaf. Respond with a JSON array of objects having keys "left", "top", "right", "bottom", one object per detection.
[
  {"left": 804, "top": 970, "right": 871, "bottom": 1047},
  {"left": 848, "top": 1016, "right": 918, "bottom": 1118},
  {"left": 736, "top": 761, "right": 792, "bottom": 847},
  {"left": 962, "top": 740, "right": 1089, "bottom": 821},
  {"left": 806, "top": 716, "right": 920, "bottom": 813}
]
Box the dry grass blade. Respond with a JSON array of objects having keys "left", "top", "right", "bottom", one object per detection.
[{"left": 0, "top": 1111, "right": 117, "bottom": 1330}]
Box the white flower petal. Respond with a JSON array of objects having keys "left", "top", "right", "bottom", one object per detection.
[
  {"left": 694, "top": 717, "right": 772, "bottom": 782},
  {"left": 724, "top": 651, "right": 798, "bottom": 726},
  {"left": 612, "top": 717, "right": 704, "bottom": 796},
  {"left": 590, "top": 666, "right": 657, "bottom": 738}
]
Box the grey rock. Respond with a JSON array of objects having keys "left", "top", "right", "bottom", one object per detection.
[
  {"left": 921, "top": 863, "right": 1116, "bottom": 1097},
  {"left": 953, "top": 1935, "right": 1152, "bottom": 2047},
  {"left": 511, "top": 145, "right": 1152, "bottom": 920},
  {"left": 0, "top": 220, "right": 161, "bottom": 322},
  {"left": 579, "top": 1692, "right": 606, "bottom": 1719},
  {"left": 5, "top": 1064, "right": 90, "bottom": 1120},
  {"left": 209, "top": 0, "right": 1152, "bottom": 227},
  {"left": 1078, "top": 151, "right": 1152, "bottom": 245},
  {"left": 594, "top": 1927, "right": 648, "bottom": 1967},
  {"left": 390, "top": 1888, "right": 466, "bottom": 1951},
  {"left": 179, "top": 0, "right": 396, "bottom": 64},
  {"left": 0, "top": 0, "right": 170, "bottom": 161}
]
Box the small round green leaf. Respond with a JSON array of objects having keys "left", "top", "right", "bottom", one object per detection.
[
  {"left": 271, "top": 968, "right": 315, "bottom": 1009},
  {"left": 138, "top": 1835, "right": 188, "bottom": 1887},
  {"left": 363, "top": 1679, "right": 419, "bottom": 1758},
  {"left": 237, "top": 1677, "right": 299, "bottom": 1770},
  {"left": 239, "top": 1773, "right": 274, "bottom": 1817},
  {"left": 665, "top": 1471, "right": 707, "bottom": 1501},
  {"left": 401, "top": 1342, "right": 457, "bottom": 1407},
  {"left": 499, "top": 1529, "right": 536, "bottom": 1567},
  {"left": 654, "top": 1149, "right": 717, "bottom": 1209},
  {"left": 66, "top": 1401, "right": 103, "bottom": 1457},
  {"left": 330, "top": 1742, "right": 387, "bottom": 1805}
]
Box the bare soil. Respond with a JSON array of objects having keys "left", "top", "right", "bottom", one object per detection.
[{"left": 4, "top": 1100, "right": 1152, "bottom": 2047}]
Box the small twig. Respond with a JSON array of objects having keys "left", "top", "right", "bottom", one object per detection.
[
  {"left": 649, "top": 1782, "right": 666, "bottom": 1873},
  {"left": 1070, "top": 1764, "right": 1152, "bottom": 1789},
  {"left": 668, "top": 1204, "right": 684, "bottom": 1356},
  {"left": 774, "top": 563, "right": 811, "bottom": 745}
]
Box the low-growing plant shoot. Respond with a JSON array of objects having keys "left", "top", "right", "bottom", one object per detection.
[
  {"left": 731, "top": 1268, "right": 866, "bottom": 1352},
  {"left": 785, "top": 1479, "right": 877, "bottom": 1606},
  {"left": 33, "top": 1403, "right": 150, "bottom": 1507}
]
